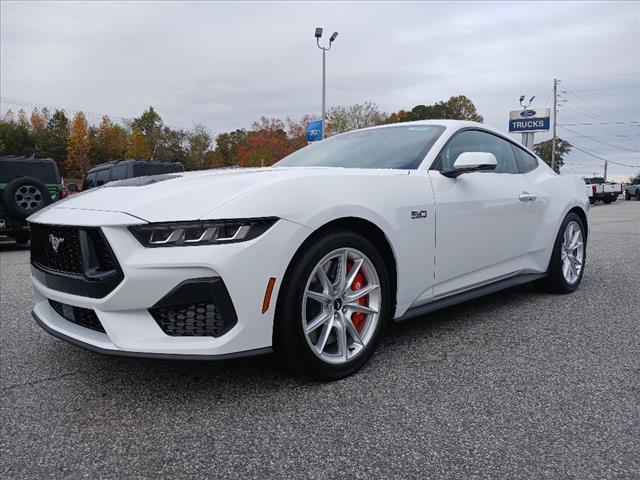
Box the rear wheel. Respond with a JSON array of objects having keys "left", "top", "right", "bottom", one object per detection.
[
  {"left": 636, "top": 190, "right": 640, "bottom": 201},
  {"left": 603, "top": 195, "right": 613, "bottom": 204},
  {"left": 537, "top": 212, "right": 586, "bottom": 293},
  {"left": 589, "top": 197, "right": 596, "bottom": 205},
  {"left": 274, "top": 231, "right": 390, "bottom": 380},
  {"left": 625, "top": 191, "right": 631, "bottom": 200}
]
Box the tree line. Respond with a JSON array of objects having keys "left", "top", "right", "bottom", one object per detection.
[{"left": 1, "top": 94, "right": 571, "bottom": 177}]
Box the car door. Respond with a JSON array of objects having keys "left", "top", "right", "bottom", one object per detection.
[{"left": 428, "top": 129, "right": 544, "bottom": 297}]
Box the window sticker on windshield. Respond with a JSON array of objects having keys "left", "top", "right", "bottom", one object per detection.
[{"left": 407, "top": 126, "right": 430, "bottom": 131}]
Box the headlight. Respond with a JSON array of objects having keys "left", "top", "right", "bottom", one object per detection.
[{"left": 129, "top": 217, "right": 278, "bottom": 247}]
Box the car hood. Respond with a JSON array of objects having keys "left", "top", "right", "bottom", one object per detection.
[{"left": 32, "top": 167, "right": 407, "bottom": 223}]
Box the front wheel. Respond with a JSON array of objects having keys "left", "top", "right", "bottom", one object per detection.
[
  {"left": 537, "top": 212, "right": 586, "bottom": 293},
  {"left": 274, "top": 231, "right": 390, "bottom": 380},
  {"left": 625, "top": 192, "right": 631, "bottom": 200},
  {"left": 636, "top": 190, "right": 640, "bottom": 201}
]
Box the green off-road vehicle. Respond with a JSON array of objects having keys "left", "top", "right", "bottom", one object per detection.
[{"left": 0, "top": 156, "right": 63, "bottom": 244}]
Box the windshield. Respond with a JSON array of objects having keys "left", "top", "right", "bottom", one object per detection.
[{"left": 275, "top": 125, "right": 446, "bottom": 169}]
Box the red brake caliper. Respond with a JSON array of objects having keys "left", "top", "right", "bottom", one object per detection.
[{"left": 347, "top": 261, "right": 367, "bottom": 330}]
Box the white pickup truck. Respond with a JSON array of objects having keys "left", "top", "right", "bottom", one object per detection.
[{"left": 583, "top": 177, "right": 622, "bottom": 204}]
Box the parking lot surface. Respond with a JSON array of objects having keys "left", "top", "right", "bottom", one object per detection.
[{"left": 1, "top": 200, "right": 639, "bottom": 479}]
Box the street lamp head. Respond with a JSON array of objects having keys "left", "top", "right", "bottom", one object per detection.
[
  {"left": 519, "top": 95, "right": 525, "bottom": 103},
  {"left": 529, "top": 95, "right": 535, "bottom": 104},
  {"left": 315, "top": 27, "right": 323, "bottom": 39},
  {"left": 330, "top": 31, "right": 339, "bottom": 42}
]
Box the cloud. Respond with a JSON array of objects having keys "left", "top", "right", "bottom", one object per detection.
[{"left": 1, "top": 1, "right": 638, "bottom": 178}]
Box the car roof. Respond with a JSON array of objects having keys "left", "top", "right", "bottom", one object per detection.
[
  {"left": 87, "top": 158, "right": 183, "bottom": 173},
  {"left": 0, "top": 155, "right": 58, "bottom": 166}
]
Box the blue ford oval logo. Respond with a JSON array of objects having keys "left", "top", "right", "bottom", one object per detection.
[{"left": 520, "top": 110, "right": 536, "bottom": 117}]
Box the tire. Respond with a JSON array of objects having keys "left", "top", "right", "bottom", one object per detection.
[
  {"left": 2, "top": 177, "right": 52, "bottom": 220},
  {"left": 12, "top": 232, "right": 30, "bottom": 245},
  {"left": 603, "top": 195, "right": 612, "bottom": 204},
  {"left": 589, "top": 197, "right": 596, "bottom": 205},
  {"left": 611, "top": 195, "right": 617, "bottom": 202},
  {"left": 274, "top": 230, "right": 391, "bottom": 380},
  {"left": 636, "top": 190, "right": 640, "bottom": 201},
  {"left": 536, "top": 212, "right": 586, "bottom": 294},
  {"left": 625, "top": 192, "right": 631, "bottom": 200}
]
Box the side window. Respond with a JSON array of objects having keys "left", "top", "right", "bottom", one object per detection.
[
  {"left": 439, "top": 130, "right": 518, "bottom": 174},
  {"left": 512, "top": 145, "right": 539, "bottom": 173},
  {"left": 111, "top": 164, "right": 128, "bottom": 181},
  {"left": 95, "top": 169, "right": 110, "bottom": 186}
]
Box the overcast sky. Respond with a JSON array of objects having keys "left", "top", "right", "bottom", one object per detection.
[{"left": 1, "top": 1, "right": 639, "bottom": 179}]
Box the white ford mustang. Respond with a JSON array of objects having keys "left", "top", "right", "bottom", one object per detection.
[{"left": 28, "top": 120, "right": 589, "bottom": 379}]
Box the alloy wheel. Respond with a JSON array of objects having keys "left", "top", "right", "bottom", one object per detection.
[
  {"left": 15, "top": 185, "right": 43, "bottom": 212},
  {"left": 560, "top": 220, "right": 584, "bottom": 284},
  {"left": 302, "top": 247, "right": 381, "bottom": 365}
]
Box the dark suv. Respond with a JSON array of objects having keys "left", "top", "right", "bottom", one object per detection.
[
  {"left": 0, "top": 156, "right": 63, "bottom": 244},
  {"left": 81, "top": 159, "right": 184, "bottom": 190}
]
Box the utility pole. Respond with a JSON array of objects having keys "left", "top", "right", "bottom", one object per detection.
[
  {"left": 551, "top": 78, "right": 558, "bottom": 172},
  {"left": 315, "top": 28, "right": 338, "bottom": 139},
  {"left": 604, "top": 160, "right": 608, "bottom": 181}
]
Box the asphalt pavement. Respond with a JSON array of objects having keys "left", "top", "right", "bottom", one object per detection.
[{"left": 1, "top": 200, "right": 639, "bottom": 479}]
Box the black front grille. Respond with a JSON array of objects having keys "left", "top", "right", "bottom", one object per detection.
[
  {"left": 30, "top": 223, "right": 124, "bottom": 298},
  {"left": 151, "top": 302, "right": 226, "bottom": 337},
  {"left": 30, "top": 224, "right": 83, "bottom": 274},
  {"left": 49, "top": 300, "right": 105, "bottom": 333}
]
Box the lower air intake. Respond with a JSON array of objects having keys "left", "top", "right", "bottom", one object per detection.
[
  {"left": 49, "top": 300, "right": 105, "bottom": 333},
  {"left": 148, "top": 278, "right": 237, "bottom": 338},
  {"left": 151, "top": 302, "right": 226, "bottom": 337}
]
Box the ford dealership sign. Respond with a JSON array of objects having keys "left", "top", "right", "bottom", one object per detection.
[{"left": 509, "top": 108, "right": 551, "bottom": 133}]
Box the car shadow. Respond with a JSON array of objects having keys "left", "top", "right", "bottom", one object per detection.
[{"left": 51, "top": 282, "right": 539, "bottom": 394}]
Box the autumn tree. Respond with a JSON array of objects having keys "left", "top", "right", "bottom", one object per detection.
[
  {"left": 387, "top": 95, "right": 484, "bottom": 123},
  {"left": 235, "top": 117, "right": 295, "bottom": 167},
  {"left": 17, "top": 109, "right": 29, "bottom": 128},
  {"left": 91, "top": 115, "right": 129, "bottom": 164},
  {"left": 44, "top": 110, "right": 70, "bottom": 167},
  {"left": 326, "top": 101, "right": 387, "bottom": 134},
  {"left": 66, "top": 112, "right": 92, "bottom": 177},
  {"left": 211, "top": 129, "right": 247, "bottom": 168},
  {"left": 30, "top": 107, "right": 51, "bottom": 156},
  {"left": 127, "top": 127, "right": 152, "bottom": 159},
  {"left": 534, "top": 137, "right": 572, "bottom": 173},
  {"left": 154, "top": 127, "right": 187, "bottom": 163},
  {"left": 187, "top": 125, "right": 212, "bottom": 170}
]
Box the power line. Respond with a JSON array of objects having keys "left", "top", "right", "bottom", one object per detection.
[
  {"left": 559, "top": 121, "right": 640, "bottom": 126},
  {"left": 568, "top": 84, "right": 639, "bottom": 93},
  {"left": 562, "top": 88, "right": 637, "bottom": 122},
  {"left": 559, "top": 125, "right": 639, "bottom": 153},
  {"left": 562, "top": 72, "right": 640, "bottom": 81},
  {"left": 569, "top": 142, "right": 640, "bottom": 168}
]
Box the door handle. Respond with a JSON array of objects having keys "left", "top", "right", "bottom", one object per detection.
[{"left": 519, "top": 192, "right": 537, "bottom": 202}]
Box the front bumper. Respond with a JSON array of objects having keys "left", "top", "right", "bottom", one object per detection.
[{"left": 30, "top": 208, "right": 312, "bottom": 358}]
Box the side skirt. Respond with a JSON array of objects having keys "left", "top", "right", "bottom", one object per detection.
[{"left": 396, "top": 273, "right": 546, "bottom": 322}]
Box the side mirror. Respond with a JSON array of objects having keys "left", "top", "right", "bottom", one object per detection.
[
  {"left": 442, "top": 152, "right": 497, "bottom": 178},
  {"left": 67, "top": 183, "right": 79, "bottom": 192}
]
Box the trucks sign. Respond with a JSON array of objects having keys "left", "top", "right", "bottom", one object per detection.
[{"left": 509, "top": 108, "right": 551, "bottom": 133}]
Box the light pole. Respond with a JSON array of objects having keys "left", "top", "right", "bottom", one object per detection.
[
  {"left": 315, "top": 27, "right": 338, "bottom": 139},
  {"left": 519, "top": 94, "right": 535, "bottom": 149}
]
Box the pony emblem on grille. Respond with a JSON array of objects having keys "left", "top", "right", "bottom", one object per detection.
[{"left": 48, "top": 234, "right": 65, "bottom": 253}]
